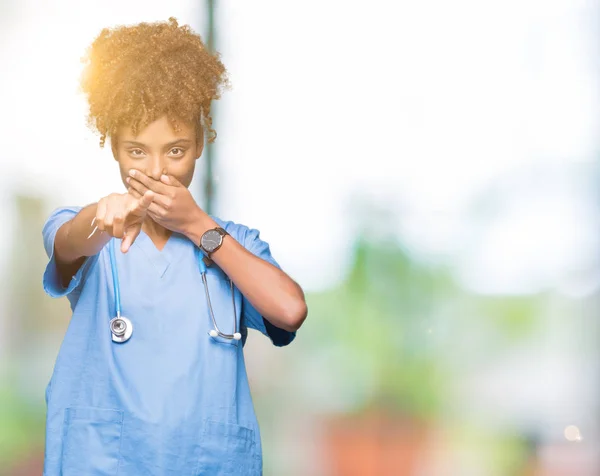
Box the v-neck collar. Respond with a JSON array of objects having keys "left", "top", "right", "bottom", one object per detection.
[{"left": 135, "top": 230, "right": 187, "bottom": 278}]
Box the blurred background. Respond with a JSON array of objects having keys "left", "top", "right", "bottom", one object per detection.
[{"left": 1, "top": 0, "right": 599, "bottom": 474}]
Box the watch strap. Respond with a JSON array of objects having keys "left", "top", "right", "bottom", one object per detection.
[{"left": 215, "top": 227, "right": 229, "bottom": 237}]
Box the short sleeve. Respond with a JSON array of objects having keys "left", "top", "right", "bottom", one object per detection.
[
  {"left": 42, "top": 206, "right": 98, "bottom": 301},
  {"left": 235, "top": 225, "right": 296, "bottom": 347}
]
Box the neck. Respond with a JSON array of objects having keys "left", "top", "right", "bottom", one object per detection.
[{"left": 142, "top": 218, "right": 172, "bottom": 241}]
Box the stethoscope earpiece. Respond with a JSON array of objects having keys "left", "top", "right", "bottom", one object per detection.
[{"left": 208, "top": 330, "right": 242, "bottom": 341}]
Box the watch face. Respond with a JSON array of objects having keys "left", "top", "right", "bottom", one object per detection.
[{"left": 201, "top": 229, "right": 222, "bottom": 252}]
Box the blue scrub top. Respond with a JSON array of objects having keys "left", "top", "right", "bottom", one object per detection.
[{"left": 41, "top": 207, "right": 295, "bottom": 476}]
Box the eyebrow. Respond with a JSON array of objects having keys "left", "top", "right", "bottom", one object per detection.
[{"left": 122, "top": 139, "right": 193, "bottom": 148}]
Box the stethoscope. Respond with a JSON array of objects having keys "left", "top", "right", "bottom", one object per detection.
[{"left": 108, "top": 238, "right": 241, "bottom": 343}]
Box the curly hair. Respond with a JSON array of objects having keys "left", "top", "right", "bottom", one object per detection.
[{"left": 80, "top": 17, "right": 229, "bottom": 148}]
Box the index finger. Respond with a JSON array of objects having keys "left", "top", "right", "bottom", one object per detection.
[
  {"left": 129, "top": 170, "right": 170, "bottom": 195},
  {"left": 130, "top": 190, "right": 154, "bottom": 216}
]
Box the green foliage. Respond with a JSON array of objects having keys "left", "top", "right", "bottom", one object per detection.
[
  {"left": 0, "top": 384, "right": 45, "bottom": 467},
  {"left": 475, "top": 296, "right": 542, "bottom": 340},
  {"left": 303, "top": 236, "right": 543, "bottom": 421},
  {"left": 304, "top": 238, "right": 453, "bottom": 420}
]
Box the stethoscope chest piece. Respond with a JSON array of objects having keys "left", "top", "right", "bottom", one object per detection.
[{"left": 110, "top": 316, "right": 133, "bottom": 343}]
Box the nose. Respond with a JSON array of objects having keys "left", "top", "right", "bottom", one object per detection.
[{"left": 146, "top": 156, "right": 166, "bottom": 180}]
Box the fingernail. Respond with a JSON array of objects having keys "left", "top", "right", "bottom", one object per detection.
[
  {"left": 161, "top": 174, "right": 168, "bottom": 181},
  {"left": 129, "top": 170, "right": 136, "bottom": 177},
  {"left": 126, "top": 177, "right": 130, "bottom": 183}
]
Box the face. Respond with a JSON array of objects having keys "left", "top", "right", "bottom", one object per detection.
[{"left": 112, "top": 115, "right": 203, "bottom": 189}]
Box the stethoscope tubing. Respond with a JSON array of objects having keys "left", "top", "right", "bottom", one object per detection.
[
  {"left": 197, "top": 250, "right": 241, "bottom": 340},
  {"left": 109, "top": 239, "right": 122, "bottom": 318}
]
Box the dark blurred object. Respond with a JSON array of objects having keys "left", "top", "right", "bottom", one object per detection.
[
  {"left": 203, "top": 0, "right": 216, "bottom": 214},
  {"left": 7, "top": 453, "right": 44, "bottom": 476},
  {"left": 324, "top": 412, "right": 428, "bottom": 476}
]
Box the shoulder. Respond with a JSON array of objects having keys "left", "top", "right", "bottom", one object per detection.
[
  {"left": 209, "top": 216, "right": 277, "bottom": 264},
  {"left": 47, "top": 205, "right": 84, "bottom": 218},
  {"left": 43, "top": 206, "right": 83, "bottom": 228},
  {"left": 42, "top": 206, "right": 84, "bottom": 243},
  {"left": 209, "top": 216, "right": 264, "bottom": 248}
]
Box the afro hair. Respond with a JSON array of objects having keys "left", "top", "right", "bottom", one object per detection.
[{"left": 80, "top": 17, "right": 229, "bottom": 148}]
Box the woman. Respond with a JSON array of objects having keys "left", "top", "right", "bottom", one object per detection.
[{"left": 41, "top": 17, "right": 307, "bottom": 475}]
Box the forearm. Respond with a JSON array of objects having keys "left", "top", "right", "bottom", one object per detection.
[
  {"left": 55, "top": 204, "right": 111, "bottom": 264},
  {"left": 184, "top": 209, "right": 307, "bottom": 332},
  {"left": 214, "top": 241, "right": 307, "bottom": 332}
]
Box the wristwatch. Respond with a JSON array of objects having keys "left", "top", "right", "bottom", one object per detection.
[{"left": 199, "top": 227, "right": 229, "bottom": 259}]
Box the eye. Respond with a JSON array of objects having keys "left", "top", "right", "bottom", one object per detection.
[
  {"left": 128, "top": 148, "right": 145, "bottom": 157},
  {"left": 169, "top": 147, "right": 185, "bottom": 157}
]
